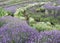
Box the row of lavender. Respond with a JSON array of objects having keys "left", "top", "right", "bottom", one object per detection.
[{"left": 0, "top": 16, "right": 60, "bottom": 43}]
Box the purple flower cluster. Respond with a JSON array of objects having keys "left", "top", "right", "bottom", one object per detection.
[
  {"left": 55, "top": 6, "right": 60, "bottom": 10},
  {"left": 39, "top": 30, "right": 60, "bottom": 43},
  {"left": 43, "top": 2, "right": 56, "bottom": 10},
  {"left": 4, "top": 6, "right": 17, "bottom": 13},
  {"left": 43, "top": 2, "right": 60, "bottom": 10},
  {"left": 0, "top": 16, "right": 39, "bottom": 43},
  {"left": 0, "top": 16, "right": 60, "bottom": 43}
]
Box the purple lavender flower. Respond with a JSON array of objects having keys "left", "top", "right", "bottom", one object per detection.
[
  {"left": 43, "top": 2, "right": 56, "bottom": 10},
  {"left": 4, "top": 6, "right": 17, "bottom": 13},
  {"left": 1, "top": 16, "right": 60, "bottom": 43},
  {"left": 55, "top": 6, "right": 60, "bottom": 10},
  {"left": 0, "top": 16, "right": 39, "bottom": 43},
  {"left": 39, "top": 30, "right": 60, "bottom": 43}
]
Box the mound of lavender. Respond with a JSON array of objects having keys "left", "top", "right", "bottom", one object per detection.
[
  {"left": 0, "top": 16, "right": 39, "bottom": 43},
  {"left": 39, "top": 30, "right": 60, "bottom": 43},
  {"left": 0, "top": 16, "right": 60, "bottom": 43},
  {"left": 0, "top": 16, "right": 28, "bottom": 27}
]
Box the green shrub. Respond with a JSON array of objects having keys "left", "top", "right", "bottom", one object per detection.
[
  {"left": 7, "top": 11, "right": 14, "bottom": 16},
  {"left": 0, "top": 7, "right": 8, "bottom": 17},
  {"left": 14, "top": 8, "right": 26, "bottom": 18},
  {"left": 55, "top": 24, "right": 60, "bottom": 30},
  {"left": 28, "top": 17, "right": 36, "bottom": 26},
  {"left": 40, "top": 17, "right": 59, "bottom": 24},
  {"left": 32, "top": 22, "right": 56, "bottom": 32}
]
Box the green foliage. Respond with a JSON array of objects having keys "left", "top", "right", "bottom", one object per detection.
[
  {"left": 55, "top": 24, "right": 60, "bottom": 30},
  {"left": 0, "top": 7, "right": 8, "bottom": 17},
  {"left": 28, "top": 17, "right": 36, "bottom": 26},
  {"left": 7, "top": 11, "right": 14, "bottom": 16},
  {"left": 36, "top": 7, "right": 45, "bottom": 12},
  {"left": 57, "top": 16, "right": 60, "bottom": 20},
  {"left": 32, "top": 22, "right": 56, "bottom": 32},
  {"left": 14, "top": 8, "right": 25, "bottom": 18},
  {"left": 40, "top": 17, "right": 59, "bottom": 24}
]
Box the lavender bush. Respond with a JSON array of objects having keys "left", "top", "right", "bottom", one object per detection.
[
  {"left": 39, "top": 30, "right": 60, "bottom": 43},
  {"left": 1, "top": 16, "right": 60, "bottom": 43},
  {"left": 0, "top": 16, "right": 39, "bottom": 43},
  {"left": 43, "top": 2, "right": 56, "bottom": 10}
]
